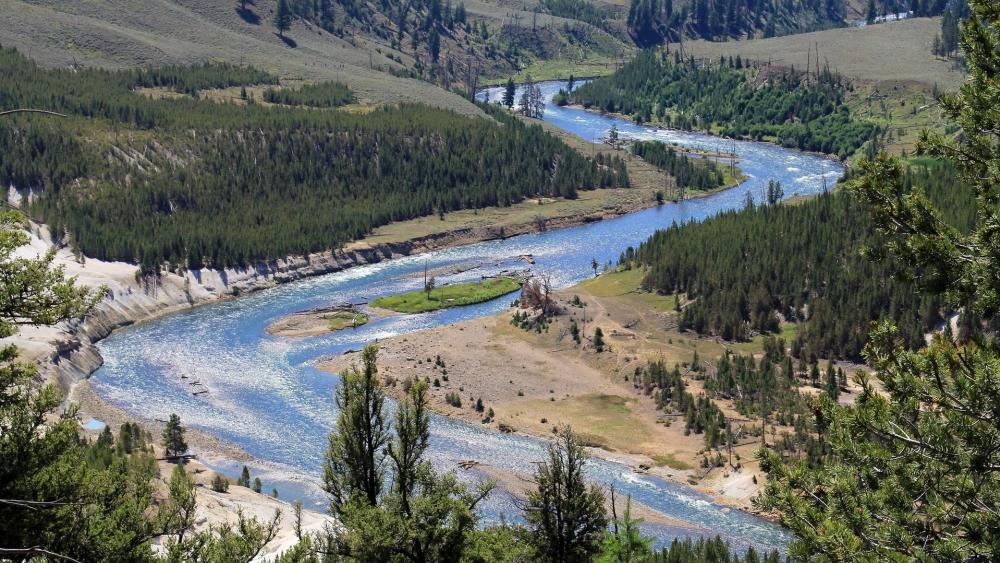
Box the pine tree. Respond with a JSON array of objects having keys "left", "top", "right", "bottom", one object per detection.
[
  {"left": 162, "top": 413, "right": 188, "bottom": 457},
  {"left": 274, "top": 0, "right": 292, "bottom": 37},
  {"left": 253, "top": 477, "right": 262, "bottom": 494},
  {"left": 593, "top": 327, "right": 605, "bottom": 352},
  {"left": 429, "top": 28, "right": 441, "bottom": 63},
  {"left": 525, "top": 428, "right": 608, "bottom": 562},
  {"left": 323, "top": 344, "right": 390, "bottom": 514},
  {"left": 331, "top": 357, "right": 494, "bottom": 561},
  {"left": 503, "top": 77, "right": 516, "bottom": 109},
  {"left": 599, "top": 492, "right": 653, "bottom": 561},
  {"left": 758, "top": 2, "right": 1000, "bottom": 558},
  {"left": 238, "top": 465, "right": 250, "bottom": 487},
  {"left": 387, "top": 379, "right": 430, "bottom": 515}
]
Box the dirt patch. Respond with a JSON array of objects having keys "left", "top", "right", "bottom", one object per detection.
[{"left": 267, "top": 305, "right": 374, "bottom": 338}]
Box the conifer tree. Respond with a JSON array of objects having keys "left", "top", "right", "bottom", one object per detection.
[
  {"left": 525, "top": 428, "right": 608, "bottom": 562},
  {"left": 323, "top": 345, "right": 389, "bottom": 514},
  {"left": 387, "top": 380, "right": 430, "bottom": 516},
  {"left": 0, "top": 210, "right": 159, "bottom": 561},
  {"left": 503, "top": 77, "right": 516, "bottom": 109},
  {"left": 274, "top": 0, "right": 292, "bottom": 37},
  {"left": 757, "top": 2, "right": 1000, "bottom": 558},
  {"left": 162, "top": 413, "right": 188, "bottom": 457},
  {"left": 330, "top": 355, "right": 494, "bottom": 561}
]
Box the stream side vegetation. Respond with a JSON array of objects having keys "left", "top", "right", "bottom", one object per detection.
[
  {"left": 371, "top": 276, "right": 523, "bottom": 313},
  {"left": 571, "top": 50, "right": 877, "bottom": 159},
  {"left": 631, "top": 140, "right": 727, "bottom": 192},
  {"left": 622, "top": 158, "right": 974, "bottom": 363}
]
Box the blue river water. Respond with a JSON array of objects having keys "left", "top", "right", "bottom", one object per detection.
[{"left": 91, "top": 81, "right": 842, "bottom": 553}]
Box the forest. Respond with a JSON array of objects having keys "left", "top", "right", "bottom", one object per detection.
[
  {"left": 621, "top": 158, "right": 974, "bottom": 363},
  {"left": 262, "top": 80, "right": 355, "bottom": 107},
  {"left": 627, "top": 0, "right": 954, "bottom": 45},
  {"left": 0, "top": 46, "right": 627, "bottom": 271},
  {"left": 571, "top": 50, "right": 877, "bottom": 159},
  {"left": 630, "top": 140, "right": 726, "bottom": 191}
]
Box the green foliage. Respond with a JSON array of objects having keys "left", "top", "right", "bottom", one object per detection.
[
  {"left": 0, "top": 208, "right": 287, "bottom": 562},
  {"left": 462, "top": 524, "right": 534, "bottom": 563},
  {"left": 327, "top": 357, "right": 495, "bottom": 561},
  {"left": 652, "top": 536, "right": 780, "bottom": 562},
  {"left": 708, "top": 349, "right": 810, "bottom": 423},
  {"left": 625, "top": 159, "right": 974, "bottom": 362},
  {"left": 630, "top": 141, "right": 725, "bottom": 191},
  {"left": 572, "top": 51, "right": 876, "bottom": 158},
  {"left": 635, "top": 360, "right": 728, "bottom": 447},
  {"left": 933, "top": 0, "right": 969, "bottom": 57},
  {"left": 593, "top": 326, "right": 605, "bottom": 352},
  {"left": 161, "top": 413, "right": 188, "bottom": 457},
  {"left": 131, "top": 62, "right": 278, "bottom": 95},
  {"left": 238, "top": 465, "right": 251, "bottom": 487},
  {"left": 212, "top": 474, "right": 230, "bottom": 493},
  {"left": 503, "top": 78, "right": 516, "bottom": 109},
  {"left": 525, "top": 429, "right": 608, "bottom": 562},
  {"left": 598, "top": 493, "right": 653, "bottom": 563},
  {"left": 275, "top": 0, "right": 294, "bottom": 36},
  {"left": 540, "top": 0, "right": 612, "bottom": 32},
  {"left": 263, "top": 81, "right": 355, "bottom": 107},
  {"left": 0, "top": 210, "right": 154, "bottom": 561},
  {"left": 627, "top": 0, "right": 846, "bottom": 46},
  {"left": 757, "top": 1, "right": 1000, "bottom": 559},
  {"left": 323, "top": 345, "right": 390, "bottom": 514},
  {"left": 372, "top": 277, "right": 523, "bottom": 314},
  {"left": 0, "top": 47, "right": 627, "bottom": 271}
]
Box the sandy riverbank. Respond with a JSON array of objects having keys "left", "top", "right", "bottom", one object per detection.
[{"left": 315, "top": 273, "right": 780, "bottom": 513}]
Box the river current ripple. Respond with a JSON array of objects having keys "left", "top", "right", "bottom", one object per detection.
[{"left": 91, "top": 81, "right": 842, "bottom": 552}]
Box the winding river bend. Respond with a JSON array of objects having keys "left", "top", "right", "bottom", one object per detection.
[{"left": 90, "top": 81, "right": 842, "bottom": 552}]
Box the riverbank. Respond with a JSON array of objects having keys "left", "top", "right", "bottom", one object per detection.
[
  {"left": 10, "top": 174, "right": 660, "bottom": 398},
  {"left": 315, "top": 269, "right": 789, "bottom": 514}
]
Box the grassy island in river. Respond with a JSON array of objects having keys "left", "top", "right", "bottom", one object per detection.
[{"left": 371, "top": 277, "right": 522, "bottom": 314}]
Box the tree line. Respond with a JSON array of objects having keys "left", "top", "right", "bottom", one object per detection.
[
  {"left": 262, "top": 80, "right": 355, "bottom": 107},
  {"left": 571, "top": 50, "right": 877, "bottom": 159},
  {"left": 620, "top": 158, "right": 974, "bottom": 363},
  {"left": 627, "top": 0, "right": 956, "bottom": 46},
  {"left": 631, "top": 140, "right": 726, "bottom": 191},
  {"left": 627, "top": 0, "right": 845, "bottom": 46},
  {"left": 0, "top": 47, "right": 627, "bottom": 271}
]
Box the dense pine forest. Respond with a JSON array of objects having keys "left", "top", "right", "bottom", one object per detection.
[
  {"left": 262, "top": 80, "right": 355, "bottom": 107},
  {"left": 627, "top": 0, "right": 953, "bottom": 45},
  {"left": 0, "top": 47, "right": 627, "bottom": 271},
  {"left": 621, "top": 159, "right": 974, "bottom": 362},
  {"left": 571, "top": 50, "right": 877, "bottom": 159},
  {"left": 630, "top": 140, "right": 726, "bottom": 191}
]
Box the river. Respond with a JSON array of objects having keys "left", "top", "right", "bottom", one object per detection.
[{"left": 90, "top": 81, "right": 842, "bottom": 553}]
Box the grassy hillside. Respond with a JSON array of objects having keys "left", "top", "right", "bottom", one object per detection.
[
  {"left": 681, "top": 16, "right": 963, "bottom": 88},
  {"left": 0, "top": 0, "right": 634, "bottom": 94}
]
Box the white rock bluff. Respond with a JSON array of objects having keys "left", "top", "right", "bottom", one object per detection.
[{"left": 10, "top": 211, "right": 615, "bottom": 395}]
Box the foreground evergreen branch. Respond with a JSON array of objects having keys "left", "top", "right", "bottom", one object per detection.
[{"left": 756, "top": 1, "right": 1000, "bottom": 559}]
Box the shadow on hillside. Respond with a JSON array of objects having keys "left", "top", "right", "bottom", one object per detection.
[
  {"left": 236, "top": 7, "right": 261, "bottom": 25},
  {"left": 277, "top": 34, "right": 297, "bottom": 48}
]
